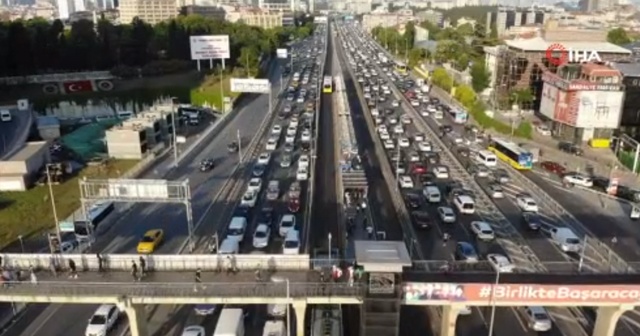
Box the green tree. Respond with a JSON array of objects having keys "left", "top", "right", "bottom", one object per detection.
[
  {"left": 607, "top": 28, "right": 632, "bottom": 46},
  {"left": 407, "top": 48, "right": 425, "bottom": 67},
  {"left": 455, "top": 53, "right": 470, "bottom": 71},
  {"left": 456, "top": 23, "right": 474, "bottom": 36},
  {"left": 404, "top": 21, "right": 416, "bottom": 49},
  {"left": 454, "top": 84, "right": 476, "bottom": 107},
  {"left": 431, "top": 67, "right": 453, "bottom": 91},
  {"left": 470, "top": 61, "right": 490, "bottom": 93},
  {"left": 511, "top": 88, "right": 534, "bottom": 108},
  {"left": 238, "top": 46, "right": 260, "bottom": 77}
]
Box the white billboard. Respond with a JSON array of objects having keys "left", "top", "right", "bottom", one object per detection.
[
  {"left": 575, "top": 90, "right": 623, "bottom": 129},
  {"left": 106, "top": 179, "right": 169, "bottom": 199},
  {"left": 314, "top": 16, "right": 328, "bottom": 23},
  {"left": 190, "top": 35, "right": 230, "bottom": 60},
  {"left": 230, "top": 78, "right": 270, "bottom": 93},
  {"left": 277, "top": 48, "right": 288, "bottom": 59}
]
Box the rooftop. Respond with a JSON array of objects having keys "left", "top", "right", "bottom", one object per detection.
[
  {"left": 5, "top": 141, "right": 47, "bottom": 162},
  {"left": 610, "top": 62, "right": 640, "bottom": 77},
  {"left": 504, "top": 37, "right": 632, "bottom": 54}
]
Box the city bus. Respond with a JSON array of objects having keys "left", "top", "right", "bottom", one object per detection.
[
  {"left": 72, "top": 201, "right": 115, "bottom": 241},
  {"left": 323, "top": 76, "right": 333, "bottom": 93},
  {"left": 451, "top": 109, "right": 468, "bottom": 124},
  {"left": 488, "top": 138, "right": 533, "bottom": 170},
  {"left": 395, "top": 61, "right": 408, "bottom": 75}
]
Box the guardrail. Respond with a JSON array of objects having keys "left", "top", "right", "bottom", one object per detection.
[
  {"left": 335, "top": 28, "right": 422, "bottom": 259},
  {"left": 0, "top": 282, "right": 365, "bottom": 302},
  {"left": 2, "top": 254, "right": 312, "bottom": 271}
]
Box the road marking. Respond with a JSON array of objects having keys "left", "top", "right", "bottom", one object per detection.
[{"left": 23, "top": 304, "right": 63, "bottom": 336}]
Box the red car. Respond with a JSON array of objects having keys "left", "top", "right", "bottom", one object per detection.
[
  {"left": 411, "top": 163, "right": 427, "bottom": 175},
  {"left": 288, "top": 197, "right": 301, "bottom": 213},
  {"left": 540, "top": 161, "right": 566, "bottom": 176}
]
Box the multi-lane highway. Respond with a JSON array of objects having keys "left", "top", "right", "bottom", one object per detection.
[
  {"left": 5, "top": 36, "right": 318, "bottom": 336},
  {"left": 334, "top": 21, "right": 636, "bottom": 336}
]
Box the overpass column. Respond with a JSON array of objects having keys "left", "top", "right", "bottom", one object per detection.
[
  {"left": 123, "top": 303, "right": 149, "bottom": 336},
  {"left": 292, "top": 300, "right": 307, "bottom": 336},
  {"left": 593, "top": 306, "right": 633, "bottom": 336},
  {"left": 440, "top": 305, "right": 462, "bottom": 336}
]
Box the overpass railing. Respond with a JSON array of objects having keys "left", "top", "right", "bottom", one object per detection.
[{"left": 0, "top": 281, "right": 365, "bottom": 301}]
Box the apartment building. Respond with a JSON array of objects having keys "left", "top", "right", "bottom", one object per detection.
[
  {"left": 119, "top": 0, "right": 178, "bottom": 24},
  {"left": 225, "top": 7, "right": 293, "bottom": 28},
  {"left": 362, "top": 10, "right": 417, "bottom": 33}
]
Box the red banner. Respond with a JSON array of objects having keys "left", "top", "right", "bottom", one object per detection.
[{"left": 63, "top": 80, "right": 94, "bottom": 93}]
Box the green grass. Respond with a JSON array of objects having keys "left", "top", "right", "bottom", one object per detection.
[
  {"left": 190, "top": 74, "right": 241, "bottom": 111},
  {"left": 0, "top": 159, "right": 139, "bottom": 248},
  {"left": 618, "top": 151, "right": 640, "bottom": 174}
]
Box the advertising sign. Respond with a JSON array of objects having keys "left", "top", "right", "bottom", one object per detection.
[
  {"left": 546, "top": 43, "right": 602, "bottom": 66},
  {"left": 230, "top": 78, "right": 270, "bottom": 93},
  {"left": 58, "top": 221, "right": 75, "bottom": 232},
  {"left": 403, "top": 283, "right": 640, "bottom": 305},
  {"left": 277, "top": 48, "right": 288, "bottom": 59},
  {"left": 190, "top": 35, "right": 230, "bottom": 60}
]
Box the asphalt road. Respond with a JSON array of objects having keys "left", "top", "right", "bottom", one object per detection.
[
  {"left": 0, "top": 108, "right": 31, "bottom": 159},
  {"left": 6, "top": 59, "right": 289, "bottom": 336}
]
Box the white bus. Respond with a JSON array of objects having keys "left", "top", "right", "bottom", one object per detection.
[
  {"left": 73, "top": 201, "right": 115, "bottom": 240},
  {"left": 311, "top": 306, "right": 342, "bottom": 336}
]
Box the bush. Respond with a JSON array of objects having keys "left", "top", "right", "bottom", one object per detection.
[
  {"left": 110, "top": 65, "right": 138, "bottom": 79},
  {"left": 140, "top": 60, "right": 191, "bottom": 77}
]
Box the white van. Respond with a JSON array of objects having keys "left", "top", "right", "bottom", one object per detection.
[
  {"left": 214, "top": 308, "right": 245, "bottom": 336},
  {"left": 550, "top": 227, "right": 581, "bottom": 253},
  {"left": 475, "top": 150, "right": 497, "bottom": 167},
  {"left": 0, "top": 110, "right": 11, "bottom": 122},
  {"left": 422, "top": 185, "right": 441, "bottom": 203},
  {"left": 219, "top": 238, "right": 240, "bottom": 254},
  {"left": 227, "top": 217, "right": 247, "bottom": 242},
  {"left": 282, "top": 229, "right": 300, "bottom": 255},
  {"left": 453, "top": 195, "right": 475, "bottom": 214},
  {"left": 262, "top": 321, "right": 286, "bottom": 336}
]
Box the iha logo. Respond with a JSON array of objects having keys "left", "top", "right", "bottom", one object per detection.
[{"left": 545, "top": 43, "right": 602, "bottom": 66}]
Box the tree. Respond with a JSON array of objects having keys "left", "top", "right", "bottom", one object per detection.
[
  {"left": 431, "top": 67, "right": 453, "bottom": 91},
  {"left": 607, "top": 28, "right": 631, "bottom": 46},
  {"left": 454, "top": 84, "right": 476, "bottom": 107},
  {"left": 511, "top": 88, "right": 534, "bottom": 108},
  {"left": 238, "top": 46, "right": 260, "bottom": 77},
  {"left": 470, "top": 61, "right": 490, "bottom": 93},
  {"left": 454, "top": 53, "right": 470, "bottom": 71},
  {"left": 407, "top": 48, "right": 425, "bottom": 68},
  {"left": 456, "top": 23, "right": 474, "bottom": 36}
]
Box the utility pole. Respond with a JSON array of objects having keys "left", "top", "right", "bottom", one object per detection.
[
  {"left": 46, "top": 164, "right": 62, "bottom": 251},
  {"left": 171, "top": 105, "right": 178, "bottom": 167}
]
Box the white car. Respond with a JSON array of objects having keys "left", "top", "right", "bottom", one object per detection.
[
  {"left": 285, "top": 134, "right": 296, "bottom": 143},
  {"left": 410, "top": 100, "right": 420, "bottom": 107},
  {"left": 301, "top": 130, "right": 311, "bottom": 142},
  {"left": 379, "top": 131, "right": 390, "bottom": 140},
  {"left": 420, "top": 109, "right": 429, "bottom": 117},
  {"left": 516, "top": 195, "right": 539, "bottom": 212},
  {"left": 392, "top": 100, "right": 400, "bottom": 107},
  {"left": 241, "top": 190, "right": 258, "bottom": 207},
  {"left": 408, "top": 152, "right": 421, "bottom": 162},
  {"left": 383, "top": 139, "right": 395, "bottom": 149},
  {"left": 86, "top": 305, "right": 120, "bottom": 336},
  {"left": 271, "top": 124, "right": 282, "bottom": 136},
  {"left": 378, "top": 124, "right": 388, "bottom": 133},
  {"left": 296, "top": 167, "right": 308, "bottom": 181},
  {"left": 631, "top": 206, "right": 640, "bottom": 220},
  {"left": 418, "top": 141, "right": 431, "bottom": 152},
  {"left": 487, "top": 253, "right": 516, "bottom": 273},
  {"left": 398, "top": 137, "right": 410, "bottom": 148},
  {"left": 286, "top": 125, "right": 297, "bottom": 136},
  {"left": 388, "top": 116, "right": 398, "bottom": 124},
  {"left": 563, "top": 174, "right": 593, "bottom": 187},
  {"left": 299, "top": 154, "right": 310, "bottom": 168},
  {"left": 536, "top": 124, "right": 552, "bottom": 136},
  {"left": 290, "top": 117, "right": 299, "bottom": 128},
  {"left": 414, "top": 133, "right": 425, "bottom": 142},
  {"left": 266, "top": 137, "right": 278, "bottom": 150},
  {"left": 247, "top": 178, "right": 262, "bottom": 193},
  {"left": 401, "top": 115, "right": 412, "bottom": 124},
  {"left": 279, "top": 214, "right": 296, "bottom": 236},
  {"left": 470, "top": 221, "right": 495, "bottom": 241},
  {"left": 297, "top": 96, "right": 304, "bottom": 103},
  {"left": 257, "top": 152, "right": 271, "bottom": 165},
  {"left": 180, "top": 325, "right": 206, "bottom": 336},
  {"left": 433, "top": 166, "right": 449, "bottom": 179},
  {"left": 399, "top": 175, "right": 414, "bottom": 189},
  {"left": 437, "top": 206, "right": 456, "bottom": 223},
  {"left": 393, "top": 124, "right": 404, "bottom": 134},
  {"left": 370, "top": 108, "right": 379, "bottom": 116},
  {"left": 488, "top": 184, "right": 504, "bottom": 199},
  {"left": 252, "top": 223, "right": 271, "bottom": 249}
]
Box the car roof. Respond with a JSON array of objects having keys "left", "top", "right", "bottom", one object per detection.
[
  {"left": 144, "top": 229, "right": 161, "bottom": 236},
  {"left": 95, "top": 304, "right": 116, "bottom": 315},
  {"left": 256, "top": 223, "right": 269, "bottom": 231},
  {"left": 458, "top": 241, "right": 474, "bottom": 249},
  {"left": 472, "top": 221, "right": 492, "bottom": 229}
]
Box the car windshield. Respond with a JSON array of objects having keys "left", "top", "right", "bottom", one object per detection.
[
  {"left": 284, "top": 241, "right": 299, "bottom": 248},
  {"left": 228, "top": 228, "right": 244, "bottom": 235},
  {"left": 534, "top": 313, "right": 549, "bottom": 320},
  {"left": 481, "top": 230, "right": 493, "bottom": 235},
  {"left": 141, "top": 236, "right": 155, "bottom": 242},
  {"left": 89, "top": 315, "right": 107, "bottom": 325},
  {"left": 255, "top": 231, "right": 267, "bottom": 238},
  {"left": 462, "top": 246, "right": 475, "bottom": 254},
  {"left": 567, "top": 238, "right": 580, "bottom": 244},
  {"left": 415, "top": 212, "right": 429, "bottom": 220},
  {"left": 282, "top": 220, "right": 294, "bottom": 227}
]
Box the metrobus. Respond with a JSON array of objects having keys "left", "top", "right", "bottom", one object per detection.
[
  {"left": 488, "top": 138, "right": 533, "bottom": 170},
  {"left": 451, "top": 109, "right": 468, "bottom": 124},
  {"left": 311, "top": 306, "right": 342, "bottom": 336},
  {"left": 72, "top": 201, "right": 115, "bottom": 240},
  {"left": 395, "top": 62, "right": 408, "bottom": 75},
  {"left": 323, "top": 76, "right": 333, "bottom": 93}
]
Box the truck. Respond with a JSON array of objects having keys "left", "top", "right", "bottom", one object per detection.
[
  {"left": 266, "top": 180, "right": 280, "bottom": 201},
  {"left": 214, "top": 308, "right": 245, "bottom": 336}
]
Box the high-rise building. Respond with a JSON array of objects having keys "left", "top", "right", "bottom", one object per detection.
[{"left": 118, "top": 0, "right": 179, "bottom": 24}]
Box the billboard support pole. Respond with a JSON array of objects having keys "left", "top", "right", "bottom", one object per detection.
[
  {"left": 209, "top": 58, "right": 213, "bottom": 69},
  {"left": 197, "top": 60, "right": 201, "bottom": 72},
  {"left": 220, "top": 58, "right": 226, "bottom": 112},
  {"left": 172, "top": 104, "right": 178, "bottom": 168},
  {"left": 269, "top": 84, "right": 273, "bottom": 113}
]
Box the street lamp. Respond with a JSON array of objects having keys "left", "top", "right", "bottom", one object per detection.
[
  {"left": 328, "top": 233, "right": 332, "bottom": 264},
  {"left": 285, "top": 278, "right": 291, "bottom": 336},
  {"left": 17, "top": 235, "right": 24, "bottom": 253},
  {"left": 46, "top": 163, "right": 62, "bottom": 251}
]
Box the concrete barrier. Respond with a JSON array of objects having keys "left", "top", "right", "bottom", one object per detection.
[{"left": 1, "top": 253, "right": 312, "bottom": 271}]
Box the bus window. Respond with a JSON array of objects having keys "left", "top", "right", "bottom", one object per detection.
[{"left": 323, "top": 76, "right": 333, "bottom": 93}]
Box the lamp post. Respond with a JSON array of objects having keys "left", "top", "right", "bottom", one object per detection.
[
  {"left": 328, "top": 233, "right": 332, "bottom": 264},
  {"left": 395, "top": 143, "right": 401, "bottom": 190},
  {"left": 237, "top": 129, "right": 243, "bottom": 163},
  {"left": 46, "top": 163, "right": 62, "bottom": 251},
  {"left": 487, "top": 270, "right": 500, "bottom": 336},
  {"left": 17, "top": 235, "right": 24, "bottom": 253},
  {"left": 171, "top": 105, "right": 178, "bottom": 167},
  {"left": 286, "top": 278, "right": 291, "bottom": 336}
]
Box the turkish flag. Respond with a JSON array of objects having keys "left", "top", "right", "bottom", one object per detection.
[{"left": 63, "top": 80, "right": 94, "bottom": 93}]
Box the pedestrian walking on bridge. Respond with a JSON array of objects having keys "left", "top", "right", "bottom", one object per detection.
[
  {"left": 139, "top": 256, "right": 146, "bottom": 277},
  {"left": 131, "top": 261, "right": 138, "bottom": 282}
]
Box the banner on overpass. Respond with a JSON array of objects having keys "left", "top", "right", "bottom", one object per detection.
[
  {"left": 230, "top": 78, "right": 270, "bottom": 93},
  {"left": 403, "top": 282, "right": 640, "bottom": 305}
]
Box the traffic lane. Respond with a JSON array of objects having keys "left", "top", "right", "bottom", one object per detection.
[
  {"left": 95, "top": 91, "right": 275, "bottom": 255},
  {"left": 525, "top": 171, "right": 640, "bottom": 261},
  {"left": 341, "top": 60, "right": 403, "bottom": 242}
]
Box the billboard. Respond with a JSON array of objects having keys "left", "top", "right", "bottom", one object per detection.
[
  {"left": 403, "top": 283, "right": 640, "bottom": 305},
  {"left": 574, "top": 90, "right": 624, "bottom": 129},
  {"left": 230, "top": 78, "right": 270, "bottom": 93},
  {"left": 277, "top": 48, "right": 288, "bottom": 59},
  {"left": 314, "top": 16, "right": 328, "bottom": 23},
  {"left": 190, "top": 35, "right": 230, "bottom": 60}
]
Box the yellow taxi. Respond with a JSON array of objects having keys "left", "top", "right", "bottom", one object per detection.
[{"left": 137, "top": 229, "right": 164, "bottom": 254}]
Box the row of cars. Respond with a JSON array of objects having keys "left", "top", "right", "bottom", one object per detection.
[{"left": 214, "top": 33, "right": 324, "bottom": 256}]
